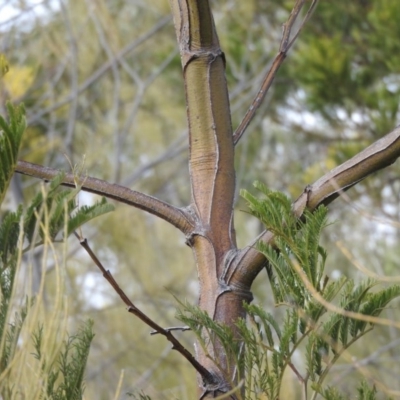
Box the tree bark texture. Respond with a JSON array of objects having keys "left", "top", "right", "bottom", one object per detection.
[{"left": 170, "top": 1, "right": 248, "bottom": 396}]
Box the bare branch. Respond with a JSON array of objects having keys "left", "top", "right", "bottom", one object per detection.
[
  {"left": 27, "top": 15, "right": 172, "bottom": 125},
  {"left": 85, "top": 0, "right": 122, "bottom": 182},
  {"left": 59, "top": 1, "right": 79, "bottom": 156},
  {"left": 116, "top": 48, "right": 180, "bottom": 184},
  {"left": 286, "top": 0, "right": 319, "bottom": 52},
  {"left": 233, "top": 0, "right": 318, "bottom": 145},
  {"left": 280, "top": 0, "right": 306, "bottom": 53},
  {"left": 15, "top": 160, "right": 194, "bottom": 234},
  {"left": 75, "top": 233, "right": 216, "bottom": 386},
  {"left": 232, "top": 125, "right": 400, "bottom": 286},
  {"left": 295, "top": 124, "right": 400, "bottom": 211}
]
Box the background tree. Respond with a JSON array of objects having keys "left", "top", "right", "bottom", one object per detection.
[{"left": 1, "top": 0, "right": 400, "bottom": 398}]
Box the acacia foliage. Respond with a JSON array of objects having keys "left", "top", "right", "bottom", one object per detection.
[
  {"left": 177, "top": 183, "right": 400, "bottom": 399},
  {"left": 0, "top": 103, "right": 112, "bottom": 398}
]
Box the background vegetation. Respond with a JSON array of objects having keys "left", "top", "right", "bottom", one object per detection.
[{"left": 1, "top": 0, "right": 400, "bottom": 398}]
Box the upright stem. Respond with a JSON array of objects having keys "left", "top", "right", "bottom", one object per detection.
[{"left": 170, "top": 0, "right": 248, "bottom": 397}]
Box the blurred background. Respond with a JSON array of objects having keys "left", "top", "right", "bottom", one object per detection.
[{"left": 1, "top": 0, "right": 400, "bottom": 398}]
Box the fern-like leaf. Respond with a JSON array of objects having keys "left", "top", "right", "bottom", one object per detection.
[
  {"left": 0, "top": 206, "right": 22, "bottom": 265},
  {"left": 356, "top": 380, "right": 378, "bottom": 400},
  {"left": 67, "top": 197, "right": 114, "bottom": 236},
  {"left": 352, "top": 285, "right": 400, "bottom": 336},
  {"left": 321, "top": 385, "right": 347, "bottom": 400},
  {"left": 246, "top": 303, "right": 282, "bottom": 340}
]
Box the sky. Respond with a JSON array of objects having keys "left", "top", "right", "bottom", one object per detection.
[{"left": 0, "top": 0, "right": 58, "bottom": 32}]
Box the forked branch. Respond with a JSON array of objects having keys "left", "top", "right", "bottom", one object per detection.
[{"left": 233, "top": 0, "right": 319, "bottom": 145}]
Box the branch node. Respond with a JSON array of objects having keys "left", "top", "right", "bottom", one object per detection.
[{"left": 150, "top": 326, "right": 191, "bottom": 335}]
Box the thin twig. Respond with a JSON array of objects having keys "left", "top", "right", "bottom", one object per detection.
[
  {"left": 59, "top": 1, "right": 79, "bottom": 157},
  {"left": 233, "top": 0, "right": 318, "bottom": 145},
  {"left": 27, "top": 15, "right": 172, "bottom": 125},
  {"left": 75, "top": 232, "right": 216, "bottom": 386},
  {"left": 286, "top": 0, "right": 319, "bottom": 52},
  {"left": 85, "top": 0, "right": 123, "bottom": 183},
  {"left": 150, "top": 326, "right": 191, "bottom": 335},
  {"left": 288, "top": 361, "right": 305, "bottom": 384},
  {"left": 280, "top": 0, "right": 306, "bottom": 53}
]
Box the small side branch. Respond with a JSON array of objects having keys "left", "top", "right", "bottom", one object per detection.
[
  {"left": 76, "top": 233, "right": 216, "bottom": 386},
  {"left": 16, "top": 160, "right": 194, "bottom": 235},
  {"left": 150, "top": 326, "right": 191, "bottom": 335},
  {"left": 233, "top": 0, "right": 319, "bottom": 145}
]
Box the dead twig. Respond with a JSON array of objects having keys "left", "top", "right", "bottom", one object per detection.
[{"left": 74, "top": 232, "right": 216, "bottom": 386}]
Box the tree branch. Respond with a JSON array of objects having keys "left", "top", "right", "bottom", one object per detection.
[
  {"left": 233, "top": 124, "right": 400, "bottom": 286},
  {"left": 233, "top": 0, "right": 318, "bottom": 145},
  {"left": 75, "top": 233, "right": 216, "bottom": 386},
  {"left": 15, "top": 160, "right": 194, "bottom": 235}
]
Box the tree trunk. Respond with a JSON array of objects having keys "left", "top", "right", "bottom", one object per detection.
[{"left": 170, "top": 1, "right": 250, "bottom": 396}]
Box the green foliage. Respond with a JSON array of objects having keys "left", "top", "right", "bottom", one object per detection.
[
  {"left": 177, "top": 183, "right": 400, "bottom": 399},
  {"left": 319, "top": 379, "right": 385, "bottom": 400},
  {"left": 0, "top": 103, "right": 25, "bottom": 205},
  {"left": 0, "top": 297, "right": 31, "bottom": 387},
  {"left": 0, "top": 106, "right": 28, "bottom": 394},
  {"left": 24, "top": 173, "right": 114, "bottom": 244},
  {"left": 0, "top": 103, "right": 112, "bottom": 399},
  {"left": 291, "top": 1, "right": 400, "bottom": 134},
  {"left": 32, "top": 321, "right": 95, "bottom": 400},
  {"left": 67, "top": 196, "right": 114, "bottom": 236},
  {"left": 127, "top": 391, "right": 153, "bottom": 399},
  {"left": 176, "top": 300, "right": 242, "bottom": 374},
  {"left": 356, "top": 380, "right": 378, "bottom": 400},
  {"left": 0, "top": 54, "right": 9, "bottom": 78}
]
